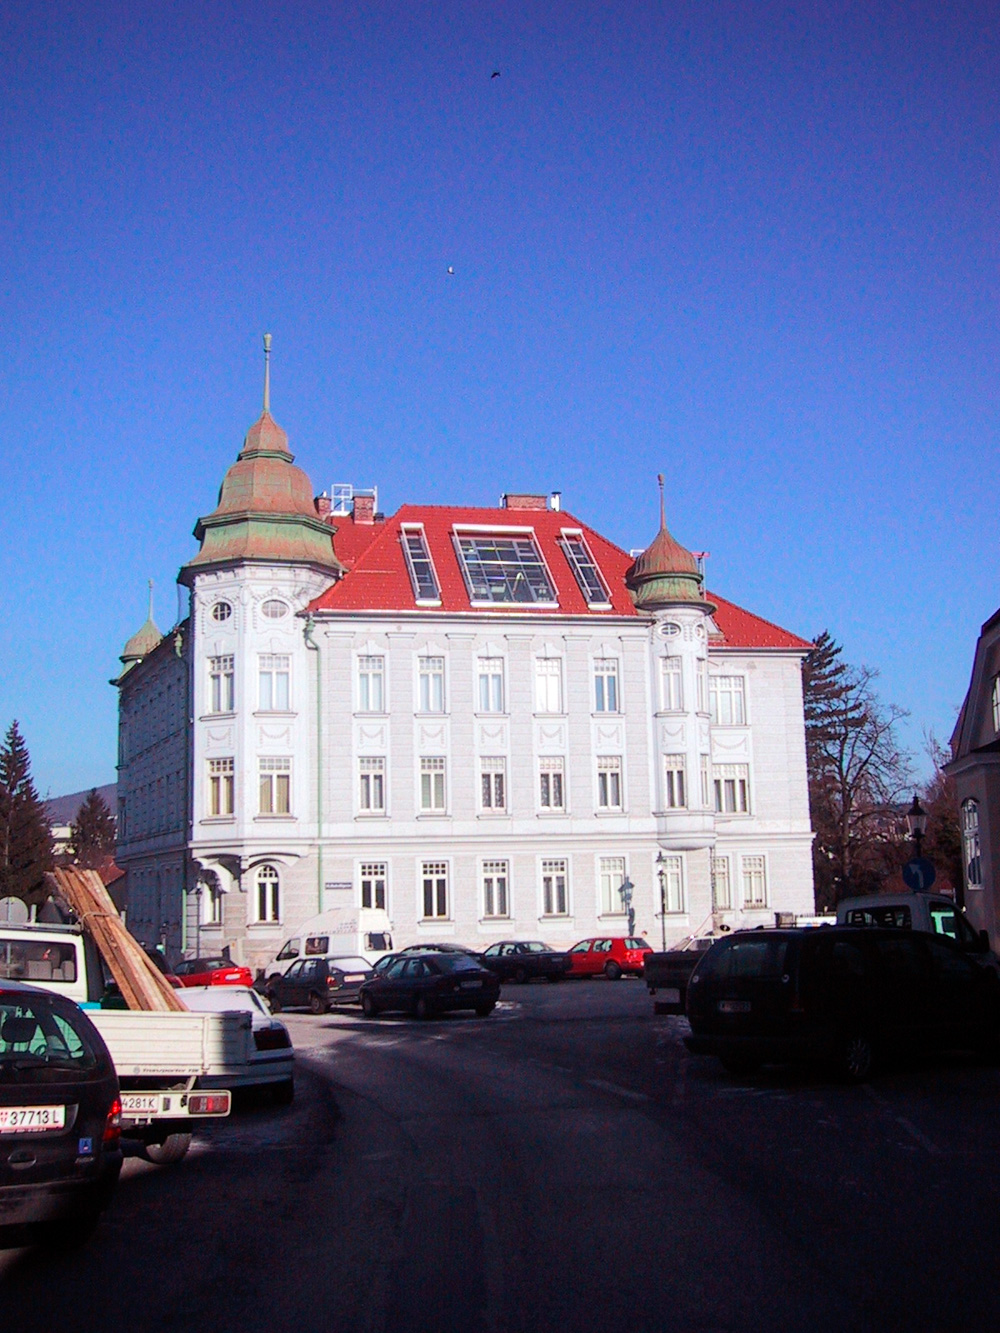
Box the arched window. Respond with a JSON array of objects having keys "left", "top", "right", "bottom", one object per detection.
[
  {"left": 993, "top": 676, "right": 1000, "bottom": 733},
  {"left": 962, "top": 800, "right": 983, "bottom": 889},
  {"left": 254, "top": 864, "right": 281, "bottom": 923}
]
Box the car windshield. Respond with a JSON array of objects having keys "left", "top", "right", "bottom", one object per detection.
[
  {"left": 432, "top": 955, "right": 483, "bottom": 974},
  {"left": 703, "top": 937, "right": 789, "bottom": 981},
  {"left": 329, "top": 958, "right": 369, "bottom": 972},
  {"left": 0, "top": 995, "right": 99, "bottom": 1077}
]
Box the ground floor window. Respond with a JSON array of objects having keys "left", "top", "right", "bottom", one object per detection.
[
  {"left": 711, "top": 856, "right": 731, "bottom": 911},
  {"left": 201, "top": 877, "right": 223, "bottom": 925},
  {"left": 962, "top": 800, "right": 983, "bottom": 889},
  {"left": 741, "top": 855, "right": 767, "bottom": 908},
  {"left": 422, "top": 861, "right": 449, "bottom": 919},
  {"left": 253, "top": 864, "right": 281, "bottom": 923},
  {"left": 360, "top": 862, "right": 387, "bottom": 911},
  {"left": 599, "top": 856, "right": 626, "bottom": 915},
  {"left": 482, "top": 860, "right": 509, "bottom": 918},
  {"left": 542, "top": 859, "right": 569, "bottom": 917},
  {"left": 659, "top": 855, "right": 684, "bottom": 914}
]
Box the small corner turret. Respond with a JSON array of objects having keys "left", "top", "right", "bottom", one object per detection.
[{"left": 627, "top": 475, "right": 715, "bottom": 614}]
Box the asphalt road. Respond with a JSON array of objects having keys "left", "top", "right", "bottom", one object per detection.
[{"left": 2, "top": 979, "right": 1000, "bottom": 1332}]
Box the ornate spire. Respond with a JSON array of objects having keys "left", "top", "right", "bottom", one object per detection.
[
  {"left": 626, "top": 475, "right": 713, "bottom": 612},
  {"left": 120, "top": 584, "right": 163, "bottom": 665},
  {"left": 263, "top": 332, "right": 272, "bottom": 414}
]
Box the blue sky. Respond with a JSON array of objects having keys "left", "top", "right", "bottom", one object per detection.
[{"left": 1, "top": 0, "right": 997, "bottom": 796}]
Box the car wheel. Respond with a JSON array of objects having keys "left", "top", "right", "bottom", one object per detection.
[
  {"left": 415, "top": 994, "right": 434, "bottom": 1021},
  {"left": 308, "top": 992, "right": 327, "bottom": 1016},
  {"left": 840, "top": 1032, "right": 876, "bottom": 1084},
  {"left": 475, "top": 1002, "right": 496, "bottom": 1017},
  {"left": 513, "top": 965, "right": 529, "bottom": 985},
  {"left": 271, "top": 1077, "right": 294, "bottom": 1106},
  {"left": 144, "top": 1132, "right": 193, "bottom": 1165},
  {"left": 361, "top": 991, "right": 379, "bottom": 1018},
  {"left": 604, "top": 960, "right": 622, "bottom": 980},
  {"left": 719, "top": 1053, "right": 761, "bottom": 1076},
  {"left": 266, "top": 990, "right": 282, "bottom": 1013}
]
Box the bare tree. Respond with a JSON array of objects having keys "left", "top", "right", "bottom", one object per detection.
[{"left": 804, "top": 634, "right": 913, "bottom": 909}]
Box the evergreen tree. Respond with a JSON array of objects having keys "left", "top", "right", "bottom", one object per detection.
[
  {"left": 68, "top": 788, "right": 117, "bottom": 868},
  {"left": 802, "top": 633, "right": 912, "bottom": 909},
  {"left": 0, "top": 721, "right": 54, "bottom": 905}
]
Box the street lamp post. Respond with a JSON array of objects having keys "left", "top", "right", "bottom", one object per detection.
[
  {"left": 905, "top": 794, "right": 928, "bottom": 862},
  {"left": 619, "top": 876, "right": 635, "bottom": 939},
  {"left": 656, "top": 851, "right": 667, "bottom": 951}
]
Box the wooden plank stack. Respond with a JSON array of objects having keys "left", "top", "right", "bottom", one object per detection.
[{"left": 47, "top": 867, "right": 187, "bottom": 1012}]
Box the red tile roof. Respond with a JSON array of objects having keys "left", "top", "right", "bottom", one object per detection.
[{"left": 306, "top": 506, "right": 811, "bottom": 652}]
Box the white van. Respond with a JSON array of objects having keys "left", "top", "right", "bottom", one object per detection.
[
  {"left": 837, "top": 892, "right": 999, "bottom": 973},
  {"left": 0, "top": 923, "right": 107, "bottom": 1006},
  {"left": 261, "top": 906, "right": 393, "bottom": 983}
]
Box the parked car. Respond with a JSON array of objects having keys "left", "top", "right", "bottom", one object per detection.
[
  {"left": 359, "top": 952, "right": 500, "bottom": 1019},
  {"left": 567, "top": 937, "right": 655, "bottom": 980},
  {"left": 173, "top": 956, "right": 254, "bottom": 989},
  {"left": 0, "top": 980, "right": 122, "bottom": 1247},
  {"left": 177, "top": 985, "right": 294, "bottom": 1103},
  {"left": 480, "top": 941, "right": 571, "bottom": 984},
  {"left": 265, "top": 956, "right": 373, "bottom": 1014},
  {"left": 399, "top": 943, "right": 484, "bottom": 960},
  {"left": 684, "top": 926, "right": 1000, "bottom": 1082},
  {"left": 644, "top": 936, "right": 723, "bottom": 1014}
]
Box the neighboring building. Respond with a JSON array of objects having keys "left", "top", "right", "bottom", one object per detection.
[
  {"left": 45, "top": 784, "right": 118, "bottom": 856},
  {"left": 114, "top": 348, "right": 815, "bottom": 968},
  {"left": 946, "top": 606, "right": 1000, "bottom": 947}
]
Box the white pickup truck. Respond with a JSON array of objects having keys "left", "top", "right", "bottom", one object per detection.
[
  {"left": 837, "top": 892, "right": 999, "bottom": 973},
  {"left": 0, "top": 922, "right": 258, "bottom": 1162}
]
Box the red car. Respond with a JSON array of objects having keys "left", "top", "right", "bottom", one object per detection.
[
  {"left": 566, "top": 936, "right": 654, "bottom": 980},
  {"left": 173, "top": 955, "right": 254, "bottom": 988}
]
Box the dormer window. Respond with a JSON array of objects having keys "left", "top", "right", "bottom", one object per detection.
[
  {"left": 401, "top": 526, "right": 441, "bottom": 603},
  {"left": 560, "top": 532, "right": 611, "bottom": 607},
  {"left": 454, "top": 531, "right": 556, "bottom": 605}
]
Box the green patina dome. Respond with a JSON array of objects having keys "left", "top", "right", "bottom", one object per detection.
[
  {"left": 627, "top": 479, "right": 714, "bottom": 612},
  {"left": 180, "top": 408, "right": 344, "bottom": 580},
  {"left": 121, "top": 615, "right": 163, "bottom": 663}
]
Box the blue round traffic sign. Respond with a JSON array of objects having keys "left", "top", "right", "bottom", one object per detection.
[{"left": 902, "top": 858, "right": 936, "bottom": 891}]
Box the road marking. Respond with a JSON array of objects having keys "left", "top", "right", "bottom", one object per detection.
[
  {"left": 585, "top": 1078, "right": 649, "bottom": 1103},
  {"left": 895, "top": 1116, "right": 941, "bottom": 1155}
]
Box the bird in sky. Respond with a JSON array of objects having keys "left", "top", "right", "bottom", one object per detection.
[
  {"left": 447, "top": 266, "right": 455, "bottom": 275},
  {"left": 491, "top": 70, "right": 500, "bottom": 78}
]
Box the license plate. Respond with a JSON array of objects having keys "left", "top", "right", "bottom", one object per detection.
[
  {"left": 344, "top": 974, "right": 364, "bottom": 983},
  {"left": 0, "top": 1105, "right": 66, "bottom": 1133},
  {"left": 718, "top": 999, "right": 751, "bottom": 1014},
  {"left": 662, "top": 987, "right": 681, "bottom": 1004},
  {"left": 460, "top": 979, "right": 483, "bottom": 990},
  {"left": 121, "top": 1094, "right": 161, "bottom": 1115}
]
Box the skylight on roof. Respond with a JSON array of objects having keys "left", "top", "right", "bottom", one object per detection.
[
  {"left": 401, "top": 527, "right": 441, "bottom": 602},
  {"left": 560, "top": 533, "right": 611, "bottom": 606},
  {"left": 454, "top": 533, "right": 557, "bottom": 605}
]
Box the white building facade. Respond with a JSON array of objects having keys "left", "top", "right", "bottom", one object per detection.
[{"left": 115, "top": 375, "right": 815, "bottom": 969}]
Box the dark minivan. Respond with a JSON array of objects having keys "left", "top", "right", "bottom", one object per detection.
[
  {"left": 684, "top": 927, "right": 1000, "bottom": 1082},
  {"left": 0, "top": 981, "right": 122, "bottom": 1246}
]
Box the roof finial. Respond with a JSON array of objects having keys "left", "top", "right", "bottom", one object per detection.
[
  {"left": 657, "top": 473, "right": 665, "bottom": 530},
  {"left": 147, "top": 579, "right": 154, "bottom": 621},
  {"left": 263, "top": 332, "right": 272, "bottom": 414}
]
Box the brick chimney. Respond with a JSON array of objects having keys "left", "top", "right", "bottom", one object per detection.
[
  {"left": 502, "top": 494, "right": 548, "bottom": 511},
  {"left": 315, "top": 493, "right": 332, "bottom": 518},
  {"left": 353, "top": 493, "right": 376, "bottom": 524}
]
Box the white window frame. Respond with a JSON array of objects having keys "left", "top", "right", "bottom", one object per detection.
[
  {"left": 252, "top": 863, "right": 281, "bottom": 924},
  {"left": 710, "top": 675, "right": 746, "bottom": 726},
  {"left": 207, "top": 758, "right": 234, "bottom": 817},
  {"left": 963, "top": 799, "right": 983, "bottom": 889},
  {"left": 663, "top": 756, "right": 687, "bottom": 810},
  {"left": 713, "top": 763, "right": 750, "bottom": 815},
  {"left": 539, "top": 756, "right": 566, "bottom": 812},
  {"left": 418, "top": 656, "right": 446, "bottom": 714},
  {"left": 401, "top": 524, "right": 442, "bottom": 604},
  {"left": 482, "top": 859, "right": 510, "bottom": 919},
  {"left": 697, "top": 661, "right": 709, "bottom": 713},
  {"left": 596, "top": 756, "right": 623, "bottom": 811},
  {"left": 420, "top": 756, "right": 447, "bottom": 813},
  {"left": 660, "top": 657, "right": 683, "bottom": 712},
  {"left": 560, "top": 530, "right": 612, "bottom": 607},
  {"left": 480, "top": 756, "right": 507, "bottom": 812},
  {"left": 477, "top": 657, "right": 505, "bottom": 713},
  {"left": 208, "top": 655, "right": 234, "bottom": 714},
  {"left": 359, "top": 756, "right": 386, "bottom": 814},
  {"left": 711, "top": 855, "right": 732, "bottom": 911},
  {"left": 258, "top": 756, "right": 291, "bottom": 816},
  {"left": 993, "top": 678, "right": 1000, "bottom": 733},
  {"left": 358, "top": 655, "right": 385, "bottom": 714},
  {"left": 741, "top": 855, "right": 767, "bottom": 909},
  {"left": 534, "top": 657, "right": 563, "bottom": 714},
  {"left": 541, "top": 858, "right": 569, "bottom": 918},
  {"left": 360, "top": 861, "right": 387, "bottom": 911},
  {"left": 593, "top": 658, "right": 620, "bottom": 713},
  {"left": 660, "top": 854, "right": 685, "bottom": 914},
  {"left": 421, "top": 861, "right": 449, "bottom": 920},
  {"left": 258, "top": 654, "right": 291, "bottom": 712},
  {"left": 700, "top": 755, "right": 710, "bottom": 808},
  {"left": 201, "top": 880, "right": 223, "bottom": 925},
  {"left": 599, "top": 856, "right": 627, "bottom": 916},
  {"left": 454, "top": 529, "right": 559, "bottom": 607}
]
